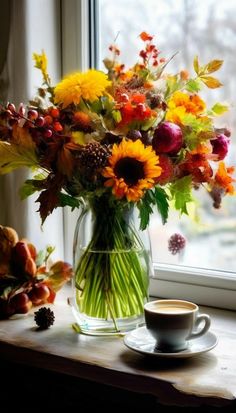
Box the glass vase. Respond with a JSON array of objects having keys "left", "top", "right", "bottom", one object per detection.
[{"left": 71, "top": 195, "right": 154, "bottom": 335}]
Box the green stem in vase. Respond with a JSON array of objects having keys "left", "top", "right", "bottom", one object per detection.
[{"left": 74, "top": 195, "right": 149, "bottom": 331}]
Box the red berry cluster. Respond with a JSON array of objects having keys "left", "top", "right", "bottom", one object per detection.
[
  {"left": 139, "top": 31, "right": 165, "bottom": 68},
  {"left": 1, "top": 103, "right": 63, "bottom": 140}
]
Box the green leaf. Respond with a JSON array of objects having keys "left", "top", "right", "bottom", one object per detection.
[
  {"left": 185, "top": 78, "right": 202, "bottom": 93},
  {"left": 169, "top": 176, "right": 193, "bottom": 215},
  {"left": 138, "top": 188, "right": 169, "bottom": 229},
  {"left": 19, "top": 181, "right": 38, "bottom": 200},
  {"left": 19, "top": 174, "right": 46, "bottom": 200},
  {"left": 153, "top": 187, "right": 169, "bottom": 224},
  {"left": 141, "top": 116, "right": 158, "bottom": 131},
  {"left": 138, "top": 192, "right": 154, "bottom": 230},
  {"left": 193, "top": 56, "right": 199, "bottom": 74},
  {"left": 211, "top": 102, "right": 229, "bottom": 115},
  {"left": 112, "top": 110, "right": 122, "bottom": 123},
  {"left": 58, "top": 193, "right": 82, "bottom": 210},
  {"left": 35, "top": 249, "right": 46, "bottom": 267},
  {"left": 165, "top": 75, "right": 182, "bottom": 98},
  {"left": 0, "top": 142, "right": 37, "bottom": 174}
]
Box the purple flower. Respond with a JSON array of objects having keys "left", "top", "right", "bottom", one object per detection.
[
  {"left": 168, "top": 233, "right": 186, "bottom": 255},
  {"left": 211, "top": 134, "right": 230, "bottom": 160}
]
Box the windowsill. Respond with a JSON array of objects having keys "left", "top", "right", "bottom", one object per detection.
[{"left": 0, "top": 286, "right": 235, "bottom": 408}]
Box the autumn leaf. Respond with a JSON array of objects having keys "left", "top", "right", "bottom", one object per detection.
[
  {"left": 12, "top": 125, "right": 36, "bottom": 149},
  {"left": 200, "top": 76, "right": 223, "bottom": 89},
  {"left": 193, "top": 56, "right": 199, "bottom": 74},
  {"left": 204, "top": 59, "right": 223, "bottom": 74},
  {"left": 0, "top": 141, "right": 37, "bottom": 174},
  {"left": 36, "top": 189, "right": 60, "bottom": 223},
  {"left": 57, "top": 145, "right": 74, "bottom": 178},
  {"left": 139, "top": 31, "right": 153, "bottom": 41},
  {"left": 36, "top": 173, "right": 65, "bottom": 223},
  {"left": 46, "top": 261, "right": 73, "bottom": 292}
]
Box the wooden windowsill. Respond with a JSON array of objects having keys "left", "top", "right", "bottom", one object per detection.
[{"left": 0, "top": 286, "right": 235, "bottom": 408}]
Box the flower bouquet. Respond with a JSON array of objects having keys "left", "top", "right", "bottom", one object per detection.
[{"left": 0, "top": 32, "right": 234, "bottom": 333}]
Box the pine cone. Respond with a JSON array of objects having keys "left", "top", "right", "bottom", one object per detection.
[
  {"left": 78, "top": 141, "right": 110, "bottom": 170},
  {"left": 34, "top": 307, "right": 55, "bottom": 329}
]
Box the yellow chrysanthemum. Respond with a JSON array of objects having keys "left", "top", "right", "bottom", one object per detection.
[
  {"left": 54, "top": 69, "right": 111, "bottom": 108},
  {"left": 102, "top": 139, "right": 162, "bottom": 202},
  {"left": 166, "top": 91, "right": 206, "bottom": 124}
]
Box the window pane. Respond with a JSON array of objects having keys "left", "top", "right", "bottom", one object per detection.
[{"left": 97, "top": 0, "right": 236, "bottom": 273}]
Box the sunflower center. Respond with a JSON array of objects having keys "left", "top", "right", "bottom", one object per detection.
[{"left": 114, "top": 157, "right": 145, "bottom": 186}]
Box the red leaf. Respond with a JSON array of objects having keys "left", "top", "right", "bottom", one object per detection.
[
  {"left": 139, "top": 31, "right": 153, "bottom": 42},
  {"left": 36, "top": 173, "right": 65, "bottom": 223}
]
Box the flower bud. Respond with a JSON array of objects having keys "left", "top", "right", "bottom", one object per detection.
[
  {"left": 152, "top": 121, "right": 183, "bottom": 154},
  {"left": 211, "top": 134, "right": 229, "bottom": 160}
]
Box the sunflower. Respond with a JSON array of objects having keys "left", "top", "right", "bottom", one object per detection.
[
  {"left": 54, "top": 69, "right": 111, "bottom": 108},
  {"left": 102, "top": 139, "right": 162, "bottom": 201}
]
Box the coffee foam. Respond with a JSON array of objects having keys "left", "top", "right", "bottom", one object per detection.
[
  {"left": 146, "top": 300, "right": 196, "bottom": 313},
  {"left": 154, "top": 306, "right": 190, "bottom": 314}
]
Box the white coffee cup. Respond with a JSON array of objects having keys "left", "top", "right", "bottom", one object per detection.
[{"left": 144, "top": 299, "right": 211, "bottom": 352}]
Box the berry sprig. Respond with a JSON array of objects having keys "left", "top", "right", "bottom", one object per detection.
[
  {"left": 1, "top": 102, "right": 64, "bottom": 140},
  {"left": 139, "top": 31, "right": 165, "bottom": 68}
]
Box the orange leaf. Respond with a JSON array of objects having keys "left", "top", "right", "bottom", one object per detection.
[
  {"left": 139, "top": 31, "right": 153, "bottom": 41},
  {"left": 200, "top": 76, "right": 223, "bottom": 89},
  {"left": 47, "top": 261, "right": 73, "bottom": 292},
  {"left": 57, "top": 144, "right": 75, "bottom": 178},
  {"left": 12, "top": 125, "right": 35, "bottom": 149},
  {"left": 205, "top": 59, "right": 223, "bottom": 74}
]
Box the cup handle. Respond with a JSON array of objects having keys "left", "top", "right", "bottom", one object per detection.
[{"left": 187, "top": 314, "right": 211, "bottom": 340}]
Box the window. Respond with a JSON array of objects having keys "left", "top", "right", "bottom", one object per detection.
[{"left": 62, "top": 0, "right": 236, "bottom": 309}]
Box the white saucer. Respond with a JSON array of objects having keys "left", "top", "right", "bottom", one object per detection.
[{"left": 124, "top": 326, "right": 218, "bottom": 358}]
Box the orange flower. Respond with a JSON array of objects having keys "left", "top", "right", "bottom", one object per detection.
[
  {"left": 166, "top": 91, "right": 206, "bottom": 124},
  {"left": 214, "top": 162, "right": 235, "bottom": 194},
  {"left": 139, "top": 32, "right": 153, "bottom": 42},
  {"left": 179, "top": 152, "right": 213, "bottom": 183}
]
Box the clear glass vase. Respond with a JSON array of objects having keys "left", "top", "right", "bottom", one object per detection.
[{"left": 71, "top": 195, "right": 154, "bottom": 335}]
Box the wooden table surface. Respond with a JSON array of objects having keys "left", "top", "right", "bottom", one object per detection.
[{"left": 0, "top": 287, "right": 235, "bottom": 407}]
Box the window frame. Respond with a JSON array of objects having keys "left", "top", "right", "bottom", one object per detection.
[{"left": 61, "top": 0, "right": 236, "bottom": 310}]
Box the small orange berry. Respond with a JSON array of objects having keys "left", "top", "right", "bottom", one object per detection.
[
  {"left": 73, "top": 111, "right": 91, "bottom": 128},
  {"left": 180, "top": 70, "right": 189, "bottom": 81},
  {"left": 44, "top": 115, "right": 53, "bottom": 125},
  {"left": 53, "top": 121, "right": 63, "bottom": 132},
  {"left": 50, "top": 108, "right": 60, "bottom": 118}
]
